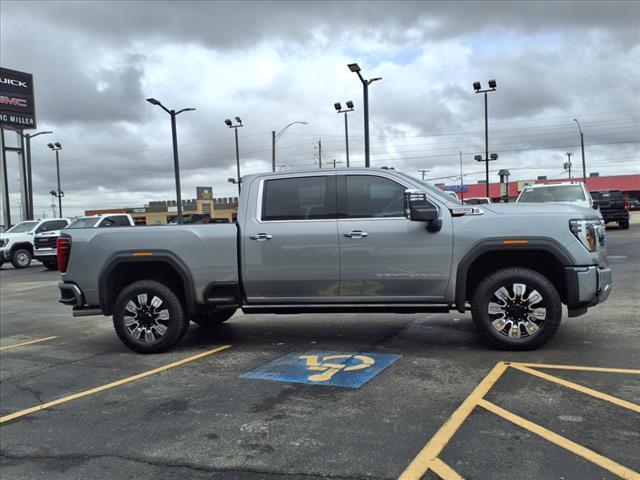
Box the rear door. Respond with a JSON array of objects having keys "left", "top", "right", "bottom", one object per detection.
[
  {"left": 242, "top": 173, "right": 340, "bottom": 302},
  {"left": 337, "top": 173, "right": 453, "bottom": 301}
]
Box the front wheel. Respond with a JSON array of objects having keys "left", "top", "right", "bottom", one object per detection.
[
  {"left": 471, "top": 267, "right": 562, "bottom": 350},
  {"left": 191, "top": 308, "right": 237, "bottom": 326},
  {"left": 11, "top": 249, "right": 32, "bottom": 269},
  {"left": 113, "top": 280, "right": 190, "bottom": 353}
]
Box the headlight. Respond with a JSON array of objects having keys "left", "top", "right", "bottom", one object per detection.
[
  {"left": 0, "top": 239, "right": 7, "bottom": 248},
  {"left": 569, "top": 218, "right": 605, "bottom": 252}
]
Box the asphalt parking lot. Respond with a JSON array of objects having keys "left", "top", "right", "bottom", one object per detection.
[{"left": 1, "top": 226, "right": 638, "bottom": 480}]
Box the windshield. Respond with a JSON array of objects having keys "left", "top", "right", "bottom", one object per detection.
[
  {"left": 518, "top": 185, "right": 586, "bottom": 203},
  {"left": 6, "top": 221, "right": 39, "bottom": 233},
  {"left": 67, "top": 217, "right": 100, "bottom": 228},
  {"left": 392, "top": 171, "right": 463, "bottom": 204}
]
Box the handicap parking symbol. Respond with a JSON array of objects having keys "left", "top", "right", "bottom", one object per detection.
[{"left": 241, "top": 351, "right": 401, "bottom": 388}]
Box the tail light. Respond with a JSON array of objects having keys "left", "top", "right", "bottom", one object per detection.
[
  {"left": 623, "top": 199, "right": 629, "bottom": 210},
  {"left": 57, "top": 237, "right": 71, "bottom": 273}
]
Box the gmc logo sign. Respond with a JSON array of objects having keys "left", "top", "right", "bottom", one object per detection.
[{"left": 0, "top": 96, "right": 27, "bottom": 108}]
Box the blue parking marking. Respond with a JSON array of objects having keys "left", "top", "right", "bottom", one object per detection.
[{"left": 241, "top": 350, "right": 401, "bottom": 388}]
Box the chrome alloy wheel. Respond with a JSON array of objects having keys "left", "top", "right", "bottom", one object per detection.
[
  {"left": 488, "top": 283, "right": 546, "bottom": 339},
  {"left": 124, "top": 293, "right": 170, "bottom": 342},
  {"left": 15, "top": 252, "right": 30, "bottom": 267}
]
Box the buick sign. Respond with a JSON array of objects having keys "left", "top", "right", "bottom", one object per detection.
[{"left": 0, "top": 67, "right": 36, "bottom": 129}]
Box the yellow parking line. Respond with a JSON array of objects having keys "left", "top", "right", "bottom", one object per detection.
[
  {"left": 0, "top": 344, "right": 232, "bottom": 424},
  {"left": 0, "top": 336, "right": 57, "bottom": 350},
  {"left": 397, "top": 361, "right": 509, "bottom": 480},
  {"left": 512, "top": 364, "right": 640, "bottom": 413},
  {"left": 479, "top": 399, "right": 640, "bottom": 480},
  {"left": 430, "top": 458, "right": 465, "bottom": 480},
  {"left": 510, "top": 362, "right": 640, "bottom": 375}
]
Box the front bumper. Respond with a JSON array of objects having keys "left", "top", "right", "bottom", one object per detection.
[
  {"left": 1, "top": 248, "right": 9, "bottom": 260},
  {"left": 565, "top": 265, "right": 612, "bottom": 316}
]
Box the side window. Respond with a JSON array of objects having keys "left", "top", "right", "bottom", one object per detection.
[
  {"left": 113, "top": 216, "right": 131, "bottom": 226},
  {"left": 345, "top": 175, "right": 406, "bottom": 218},
  {"left": 262, "top": 176, "right": 335, "bottom": 221},
  {"left": 100, "top": 217, "right": 116, "bottom": 227},
  {"left": 36, "top": 221, "right": 58, "bottom": 233}
]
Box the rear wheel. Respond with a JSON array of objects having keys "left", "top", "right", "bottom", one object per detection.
[
  {"left": 191, "top": 308, "right": 237, "bottom": 326},
  {"left": 11, "top": 248, "right": 32, "bottom": 269},
  {"left": 619, "top": 219, "right": 630, "bottom": 229},
  {"left": 42, "top": 260, "right": 58, "bottom": 270},
  {"left": 471, "top": 267, "right": 562, "bottom": 350},
  {"left": 113, "top": 280, "right": 189, "bottom": 353}
]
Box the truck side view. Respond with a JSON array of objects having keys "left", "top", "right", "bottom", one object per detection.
[{"left": 57, "top": 169, "right": 612, "bottom": 353}]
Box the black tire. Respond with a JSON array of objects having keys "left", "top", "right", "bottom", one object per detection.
[
  {"left": 471, "top": 267, "right": 562, "bottom": 351},
  {"left": 11, "top": 248, "right": 32, "bottom": 269},
  {"left": 191, "top": 308, "right": 237, "bottom": 326},
  {"left": 42, "top": 260, "right": 58, "bottom": 270},
  {"left": 113, "top": 280, "right": 190, "bottom": 353},
  {"left": 619, "top": 219, "right": 630, "bottom": 230}
]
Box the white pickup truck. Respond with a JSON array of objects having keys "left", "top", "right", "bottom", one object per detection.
[
  {"left": 67, "top": 214, "right": 136, "bottom": 229},
  {"left": 1, "top": 218, "right": 70, "bottom": 269}
]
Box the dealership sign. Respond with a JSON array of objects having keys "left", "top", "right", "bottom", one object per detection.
[
  {"left": 0, "top": 67, "right": 36, "bottom": 129},
  {"left": 443, "top": 184, "right": 469, "bottom": 193}
]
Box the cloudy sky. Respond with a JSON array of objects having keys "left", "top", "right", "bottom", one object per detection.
[{"left": 1, "top": 0, "right": 639, "bottom": 220}]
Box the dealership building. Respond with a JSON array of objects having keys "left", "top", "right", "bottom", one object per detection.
[
  {"left": 440, "top": 173, "right": 640, "bottom": 202},
  {"left": 85, "top": 186, "right": 238, "bottom": 224}
]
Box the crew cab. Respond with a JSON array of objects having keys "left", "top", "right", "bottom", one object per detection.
[
  {"left": 58, "top": 169, "right": 612, "bottom": 353},
  {"left": 1, "top": 218, "right": 70, "bottom": 269}
]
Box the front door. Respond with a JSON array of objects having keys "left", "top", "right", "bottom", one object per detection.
[
  {"left": 243, "top": 173, "right": 340, "bottom": 302},
  {"left": 337, "top": 174, "right": 453, "bottom": 301}
]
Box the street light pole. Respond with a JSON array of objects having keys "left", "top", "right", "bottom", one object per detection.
[
  {"left": 348, "top": 63, "right": 381, "bottom": 168},
  {"left": 574, "top": 118, "right": 586, "bottom": 182},
  {"left": 47, "top": 142, "right": 63, "bottom": 217},
  {"left": 334, "top": 102, "right": 354, "bottom": 167},
  {"left": 272, "top": 121, "right": 308, "bottom": 172},
  {"left": 147, "top": 98, "right": 195, "bottom": 225},
  {"left": 17, "top": 130, "right": 53, "bottom": 219},
  {"left": 225, "top": 117, "right": 243, "bottom": 195},
  {"left": 473, "top": 80, "right": 497, "bottom": 197}
]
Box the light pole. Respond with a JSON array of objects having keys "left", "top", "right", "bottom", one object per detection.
[
  {"left": 334, "top": 101, "right": 354, "bottom": 167},
  {"left": 47, "top": 142, "right": 63, "bottom": 217},
  {"left": 473, "top": 79, "right": 497, "bottom": 197},
  {"left": 272, "top": 121, "right": 308, "bottom": 172},
  {"left": 17, "top": 130, "right": 53, "bottom": 219},
  {"left": 348, "top": 63, "right": 381, "bottom": 168},
  {"left": 474, "top": 153, "right": 498, "bottom": 198},
  {"left": 147, "top": 98, "right": 195, "bottom": 224},
  {"left": 573, "top": 118, "right": 586, "bottom": 182},
  {"left": 225, "top": 117, "right": 243, "bottom": 195}
]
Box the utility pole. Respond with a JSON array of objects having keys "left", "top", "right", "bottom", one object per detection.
[
  {"left": 574, "top": 119, "right": 586, "bottom": 182},
  {"left": 348, "top": 64, "right": 381, "bottom": 168},
  {"left": 331, "top": 159, "right": 343, "bottom": 168},
  {"left": 318, "top": 139, "right": 322, "bottom": 169},
  {"left": 459, "top": 151, "right": 464, "bottom": 201},
  {"left": 473, "top": 80, "right": 497, "bottom": 197},
  {"left": 564, "top": 152, "right": 572, "bottom": 180},
  {"left": 418, "top": 169, "right": 430, "bottom": 181},
  {"left": 271, "top": 130, "right": 276, "bottom": 172}
]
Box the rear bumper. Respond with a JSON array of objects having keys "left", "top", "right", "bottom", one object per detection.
[
  {"left": 601, "top": 211, "right": 629, "bottom": 222},
  {"left": 58, "top": 282, "right": 85, "bottom": 306},
  {"left": 34, "top": 248, "right": 57, "bottom": 259},
  {"left": 565, "top": 265, "right": 612, "bottom": 316}
]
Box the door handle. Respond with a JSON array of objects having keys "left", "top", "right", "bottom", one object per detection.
[
  {"left": 344, "top": 230, "right": 368, "bottom": 238},
  {"left": 249, "top": 233, "right": 273, "bottom": 241}
]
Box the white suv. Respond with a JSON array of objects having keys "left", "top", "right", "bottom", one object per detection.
[{"left": 1, "top": 218, "right": 70, "bottom": 269}]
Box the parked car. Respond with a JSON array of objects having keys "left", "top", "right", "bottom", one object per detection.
[
  {"left": 464, "top": 197, "right": 492, "bottom": 205},
  {"left": 66, "top": 214, "right": 135, "bottom": 229},
  {"left": 515, "top": 182, "right": 594, "bottom": 209},
  {"left": 590, "top": 190, "right": 630, "bottom": 229},
  {"left": 34, "top": 218, "right": 72, "bottom": 269},
  {"left": 629, "top": 199, "right": 640, "bottom": 211},
  {"left": 58, "top": 168, "right": 611, "bottom": 354},
  {"left": 0, "top": 218, "right": 70, "bottom": 269}
]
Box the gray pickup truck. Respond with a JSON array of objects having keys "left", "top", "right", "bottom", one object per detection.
[{"left": 58, "top": 168, "right": 612, "bottom": 353}]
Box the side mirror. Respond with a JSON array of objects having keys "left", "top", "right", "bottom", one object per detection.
[{"left": 405, "top": 189, "right": 442, "bottom": 232}]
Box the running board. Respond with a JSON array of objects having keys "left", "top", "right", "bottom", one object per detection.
[
  {"left": 72, "top": 307, "right": 103, "bottom": 317},
  {"left": 241, "top": 304, "right": 452, "bottom": 314}
]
